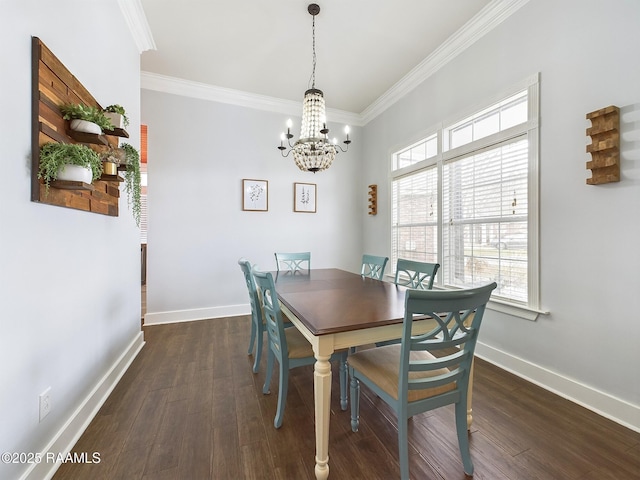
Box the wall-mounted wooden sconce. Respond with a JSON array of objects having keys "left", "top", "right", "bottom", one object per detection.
[
  {"left": 586, "top": 105, "right": 620, "bottom": 185},
  {"left": 368, "top": 184, "right": 377, "bottom": 215}
]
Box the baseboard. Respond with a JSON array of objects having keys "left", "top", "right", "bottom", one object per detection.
[
  {"left": 143, "top": 304, "right": 249, "bottom": 325},
  {"left": 475, "top": 342, "right": 640, "bottom": 433},
  {"left": 21, "top": 332, "right": 146, "bottom": 480}
]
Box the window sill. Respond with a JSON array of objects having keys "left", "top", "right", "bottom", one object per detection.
[{"left": 487, "top": 298, "right": 549, "bottom": 321}]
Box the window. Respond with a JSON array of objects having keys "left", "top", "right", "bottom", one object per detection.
[{"left": 391, "top": 75, "right": 540, "bottom": 314}]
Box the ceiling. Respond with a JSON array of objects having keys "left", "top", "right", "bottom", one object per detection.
[{"left": 139, "top": 0, "right": 493, "bottom": 115}]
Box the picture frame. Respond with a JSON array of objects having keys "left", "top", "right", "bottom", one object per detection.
[
  {"left": 294, "top": 182, "right": 317, "bottom": 213},
  {"left": 242, "top": 179, "right": 268, "bottom": 211}
]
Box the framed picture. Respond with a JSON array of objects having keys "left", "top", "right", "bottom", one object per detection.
[
  {"left": 294, "top": 182, "right": 317, "bottom": 213},
  {"left": 242, "top": 179, "right": 268, "bottom": 211}
]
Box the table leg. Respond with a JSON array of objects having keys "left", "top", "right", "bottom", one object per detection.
[{"left": 313, "top": 342, "right": 333, "bottom": 480}]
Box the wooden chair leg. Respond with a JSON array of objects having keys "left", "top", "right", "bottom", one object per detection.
[
  {"left": 263, "top": 350, "right": 274, "bottom": 394},
  {"left": 398, "top": 416, "right": 410, "bottom": 480},
  {"left": 349, "top": 374, "right": 360, "bottom": 432},
  {"left": 339, "top": 355, "right": 348, "bottom": 410},
  {"left": 467, "top": 358, "right": 475, "bottom": 429},
  {"left": 252, "top": 326, "right": 263, "bottom": 373},
  {"left": 248, "top": 320, "right": 256, "bottom": 355},
  {"left": 455, "top": 399, "right": 474, "bottom": 476},
  {"left": 274, "top": 361, "right": 288, "bottom": 428}
]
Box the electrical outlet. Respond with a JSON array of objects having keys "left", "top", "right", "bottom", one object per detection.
[{"left": 39, "top": 387, "right": 51, "bottom": 422}]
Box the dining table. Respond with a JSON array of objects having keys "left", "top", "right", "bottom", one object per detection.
[{"left": 272, "top": 268, "right": 477, "bottom": 480}]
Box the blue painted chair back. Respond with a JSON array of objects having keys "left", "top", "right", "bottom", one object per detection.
[
  {"left": 252, "top": 268, "right": 289, "bottom": 364},
  {"left": 394, "top": 258, "right": 440, "bottom": 289},
  {"left": 361, "top": 254, "right": 389, "bottom": 280},
  {"left": 348, "top": 282, "right": 496, "bottom": 479},
  {"left": 253, "top": 266, "right": 349, "bottom": 428},
  {"left": 238, "top": 258, "right": 264, "bottom": 373},
  {"left": 399, "top": 283, "right": 496, "bottom": 406},
  {"left": 275, "top": 251, "right": 310, "bottom": 274}
]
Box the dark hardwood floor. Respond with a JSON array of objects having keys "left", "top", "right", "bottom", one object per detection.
[{"left": 53, "top": 316, "right": 639, "bottom": 480}]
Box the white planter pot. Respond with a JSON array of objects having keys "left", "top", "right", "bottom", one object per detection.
[
  {"left": 104, "top": 112, "right": 124, "bottom": 129},
  {"left": 57, "top": 164, "right": 93, "bottom": 184},
  {"left": 70, "top": 119, "right": 102, "bottom": 135}
]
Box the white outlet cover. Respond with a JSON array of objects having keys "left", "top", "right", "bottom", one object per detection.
[{"left": 39, "top": 387, "right": 51, "bottom": 422}]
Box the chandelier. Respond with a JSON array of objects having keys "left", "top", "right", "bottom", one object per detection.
[{"left": 278, "top": 3, "right": 351, "bottom": 173}]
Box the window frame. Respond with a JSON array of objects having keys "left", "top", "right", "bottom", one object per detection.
[{"left": 389, "top": 74, "right": 543, "bottom": 320}]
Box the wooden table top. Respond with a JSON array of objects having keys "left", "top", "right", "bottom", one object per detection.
[{"left": 273, "top": 268, "right": 407, "bottom": 336}]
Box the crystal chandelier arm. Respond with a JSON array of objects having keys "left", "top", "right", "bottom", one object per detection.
[{"left": 279, "top": 147, "right": 293, "bottom": 158}]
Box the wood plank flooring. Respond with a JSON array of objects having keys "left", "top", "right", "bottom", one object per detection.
[{"left": 53, "top": 316, "right": 639, "bottom": 480}]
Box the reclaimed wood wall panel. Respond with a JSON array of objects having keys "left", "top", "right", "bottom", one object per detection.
[
  {"left": 31, "top": 36, "right": 120, "bottom": 215},
  {"left": 586, "top": 105, "right": 620, "bottom": 185}
]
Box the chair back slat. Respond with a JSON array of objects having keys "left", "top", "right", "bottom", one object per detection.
[
  {"left": 253, "top": 268, "right": 289, "bottom": 360},
  {"left": 238, "top": 258, "right": 261, "bottom": 326},
  {"left": 361, "top": 254, "right": 389, "bottom": 280},
  {"left": 398, "top": 283, "right": 496, "bottom": 401},
  {"left": 275, "top": 252, "right": 310, "bottom": 274},
  {"left": 394, "top": 259, "right": 440, "bottom": 289}
]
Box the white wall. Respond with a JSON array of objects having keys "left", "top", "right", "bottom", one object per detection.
[
  {"left": 361, "top": 0, "right": 640, "bottom": 429},
  {"left": 0, "top": 2, "right": 143, "bottom": 479},
  {"left": 141, "top": 89, "right": 363, "bottom": 324}
]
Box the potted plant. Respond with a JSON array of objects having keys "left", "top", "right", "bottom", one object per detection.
[
  {"left": 120, "top": 143, "right": 141, "bottom": 226},
  {"left": 104, "top": 104, "right": 129, "bottom": 130},
  {"left": 99, "top": 145, "right": 125, "bottom": 176},
  {"left": 38, "top": 142, "right": 103, "bottom": 192},
  {"left": 59, "top": 103, "right": 114, "bottom": 134}
]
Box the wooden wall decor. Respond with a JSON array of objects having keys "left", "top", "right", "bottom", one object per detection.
[
  {"left": 368, "top": 184, "right": 377, "bottom": 215},
  {"left": 31, "top": 36, "right": 124, "bottom": 215},
  {"left": 586, "top": 105, "right": 620, "bottom": 185}
]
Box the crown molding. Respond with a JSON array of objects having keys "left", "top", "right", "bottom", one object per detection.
[
  {"left": 360, "top": 0, "right": 530, "bottom": 124},
  {"left": 117, "top": 0, "right": 156, "bottom": 53},
  {"left": 139, "top": 0, "right": 528, "bottom": 126},
  {"left": 140, "top": 71, "right": 364, "bottom": 127}
]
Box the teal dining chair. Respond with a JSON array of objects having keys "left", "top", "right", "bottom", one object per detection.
[
  {"left": 348, "top": 282, "right": 497, "bottom": 479},
  {"left": 361, "top": 254, "right": 389, "bottom": 280},
  {"left": 275, "top": 251, "right": 310, "bottom": 274},
  {"left": 237, "top": 258, "right": 264, "bottom": 373},
  {"left": 375, "top": 259, "right": 441, "bottom": 347},
  {"left": 252, "top": 267, "right": 348, "bottom": 428},
  {"left": 394, "top": 258, "right": 440, "bottom": 289}
]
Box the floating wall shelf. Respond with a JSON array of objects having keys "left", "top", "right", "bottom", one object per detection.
[
  {"left": 31, "top": 36, "right": 122, "bottom": 216},
  {"left": 368, "top": 184, "right": 377, "bottom": 215},
  {"left": 586, "top": 105, "right": 620, "bottom": 185}
]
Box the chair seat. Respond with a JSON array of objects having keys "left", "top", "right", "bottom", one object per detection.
[
  {"left": 348, "top": 345, "right": 456, "bottom": 402},
  {"left": 284, "top": 327, "right": 315, "bottom": 358}
]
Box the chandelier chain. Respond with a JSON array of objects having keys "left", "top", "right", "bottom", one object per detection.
[{"left": 309, "top": 14, "right": 316, "bottom": 90}]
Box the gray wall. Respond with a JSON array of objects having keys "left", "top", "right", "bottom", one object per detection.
[
  {"left": 143, "top": 0, "right": 639, "bottom": 429},
  {"left": 361, "top": 0, "right": 640, "bottom": 427},
  {"left": 141, "top": 90, "right": 364, "bottom": 323},
  {"left": 0, "top": 2, "right": 142, "bottom": 479}
]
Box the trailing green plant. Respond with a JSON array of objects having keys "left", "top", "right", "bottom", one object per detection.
[
  {"left": 121, "top": 143, "right": 141, "bottom": 226},
  {"left": 38, "top": 142, "right": 102, "bottom": 192},
  {"left": 104, "top": 104, "right": 130, "bottom": 128},
  {"left": 59, "top": 103, "right": 114, "bottom": 132}
]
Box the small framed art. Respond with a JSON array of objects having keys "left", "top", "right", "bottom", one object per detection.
[
  {"left": 242, "top": 179, "right": 268, "bottom": 211},
  {"left": 294, "top": 182, "right": 316, "bottom": 213}
]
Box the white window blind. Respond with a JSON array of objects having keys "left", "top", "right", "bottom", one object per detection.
[
  {"left": 442, "top": 137, "right": 528, "bottom": 302},
  {"left": 390, "top": 75, "right": 540, "bottom": 311},
  {"left": 392, "top": 166, "right": 439, "bottom": 270}
]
